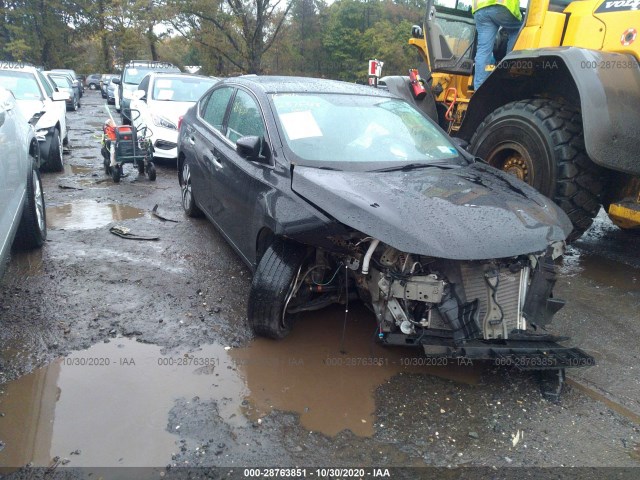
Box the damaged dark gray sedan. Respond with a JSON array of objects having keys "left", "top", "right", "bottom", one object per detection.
[{"left": 177, "top": 76, "right": 593, "bottom": 377}]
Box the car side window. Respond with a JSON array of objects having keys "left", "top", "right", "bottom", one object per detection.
[
  {"left": 226, "top": 90, "right": 264, "bottom": 144},
  {"left": 37, "top": 71, "right": 53, "bottom": 97},
  {"left": 202, "top": 87, "right": 233, "bottom": 133}
]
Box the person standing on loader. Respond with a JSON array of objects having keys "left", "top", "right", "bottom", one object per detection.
[{"left": 472, "top": 0, "right": 523, "bottom": 90}]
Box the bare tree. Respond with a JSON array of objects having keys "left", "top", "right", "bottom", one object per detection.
[{"left": 170, "top": 0, "right": 296, "bottom": 74}]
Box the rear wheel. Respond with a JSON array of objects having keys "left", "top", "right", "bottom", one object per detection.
[
  {"left": 112, "top": 164, "right": 121, "bottom": 183},
  {"left": 247, "top": 240, "right": 309, "bottom": 339},
  {"left": 147, "top": 162, "right": 156, "bottom": 181},
  {"left": 179, "top": 162, "right": 203, "bottom": 217},
  {"left": 15, "top": 158, "right": 47, "bottom": 249},
  {"left": 469, "top": 99, "right": 603, "bottom": 241}
]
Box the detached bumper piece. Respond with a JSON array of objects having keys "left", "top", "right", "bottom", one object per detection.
[{"left": 381, "top": 333, "right": 595, "bottom": 371}]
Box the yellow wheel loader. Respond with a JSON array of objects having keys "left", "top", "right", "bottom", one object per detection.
[{"left": 388, "top": 0, "right": 640, "bottom": 239}]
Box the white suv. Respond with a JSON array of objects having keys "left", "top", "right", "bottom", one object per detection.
[{"left": 0, "top": 64, "right": 68, "bottom": 171}]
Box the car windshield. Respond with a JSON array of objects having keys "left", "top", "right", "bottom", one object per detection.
[
  {"left": 270, "top": 93, "right": 461, "bottom": 170},
  {"left": 152, "top": 76, "right": 217, "bottom": 102},
  {"left": 50, "top": 75, "right": 72, "bottom": 89},
  {"left": 0, "top": 71, "right": 43, "bottom": 101},
  {"left": 123, "top": 66, "right": 179, "bottom": 85}
]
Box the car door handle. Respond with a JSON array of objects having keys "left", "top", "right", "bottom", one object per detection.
[
  {"left": 188, "top": 135, "right": 195, "bottom": 145},
  {"left": 211, "top": 151, "right": 223, "bottom": 169}
]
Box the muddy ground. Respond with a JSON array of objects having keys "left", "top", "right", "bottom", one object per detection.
[{"left": 0, "top": 91, "right": 639, "bottom": 476}]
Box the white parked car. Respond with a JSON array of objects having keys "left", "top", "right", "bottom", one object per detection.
[
  {"left": 130, "top": 73, "right": 218, "bottom": 159},
  {"left": 0, "top": 86, "right": 47, "bottom": 279},
  {"left": 0, "top": 64, "right": 68, "bottom": 171}
]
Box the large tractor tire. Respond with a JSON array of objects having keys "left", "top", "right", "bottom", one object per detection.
[
  {"left": 469, "top": 99, "right": 604, "bottom": 241},
  {"left": 247, "top": 239, "right": 308, "bottom": 340}
]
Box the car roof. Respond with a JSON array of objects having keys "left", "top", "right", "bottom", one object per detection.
[
  {"left": 0, "top": 64, "right": 39, "bottom": 73},
  {"left": 125, "top": 61, "right": 177, "bottom": 67},
  {"left": 45, "top": 70, "right": 72, "bottom": 78},
  {"left": 145, "top": 72, "right": 216, "bottom": 80},
  {"left": 224, "top": 75, "right": 396, "bottom": 98}
]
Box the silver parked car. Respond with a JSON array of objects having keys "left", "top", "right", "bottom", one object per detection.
[{"left": 0, "top": 86, "right": 47, "bottom": 279}]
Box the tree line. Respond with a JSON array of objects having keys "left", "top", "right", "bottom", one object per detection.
[{"left": 0, "top": 0, "right": 426, "bottom": 82}]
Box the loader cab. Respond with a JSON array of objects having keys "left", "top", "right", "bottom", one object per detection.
[
  {"left": 418, "top": 0, "right": 477, "bottom": 76},
  {"left": 417, "top": 0, "right": 534, "bottom": 79}
]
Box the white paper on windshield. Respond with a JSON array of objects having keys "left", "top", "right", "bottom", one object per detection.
[
  {"left": 279, "top": 111, "right": 322, "bottom": 140},
  {"left": 438, "top": 145, "right": 457, "bottom": 154},
  {"left": 156, "top": 89, "right": 174, "bottom": 100},
  {"left": 156, "top": 79, "right": 173, "bottom": 89}
]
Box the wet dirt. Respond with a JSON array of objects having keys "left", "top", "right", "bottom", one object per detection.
[{"left": 1, "top": 91, "right": 639, "bottom": 470}]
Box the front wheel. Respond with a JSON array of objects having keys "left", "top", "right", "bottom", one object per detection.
[
  {"left": 469, "top": 99, "right": 604, "bottom": 241},
  {"left": 247, "top": 240, "right": 309, "bottom": 339},
  {"left": 43, "top": 129, "right": 63, "bottom": 172},
  {"left": 15, "top": 159, "right": 47, "bottom": 249}
]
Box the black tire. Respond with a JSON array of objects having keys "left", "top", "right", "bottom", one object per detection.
[
  {"left": 147, "top": 162, "right": 156, "bottom": 181},
  {"left": 247, "top": 240, "right": 309, "bottom": 339},
  {"left": 179, "top": 161, "right": 203, "bottom": 217},
  {"left": 15, "top": 158, "right": 47, "bottom": 249},
  {"left": 43, "top": 129, "right": 63, "bottom": 172},
  {"left": 112, "top": 164, "right": 121, "bottom": 183},
  {"left": 72, "top": 96, "right": 78, "bottom": 111},
  {"left": 469, "top": 99, "right": 604, "bottom": 241}
]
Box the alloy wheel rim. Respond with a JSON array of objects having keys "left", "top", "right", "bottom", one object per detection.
[
  {"left": 33, "top": 174, "right": 45, "bottom": 233},
  {"left": 58, "top": 134, "right": 64, "bottom": 164},
  {"left": 181, "top": 163, "right": 192, "bottom": 209}
]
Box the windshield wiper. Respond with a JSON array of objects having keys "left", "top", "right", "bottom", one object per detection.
[{"left": 371, "top": 162, "right": 458, "bottom": 173}]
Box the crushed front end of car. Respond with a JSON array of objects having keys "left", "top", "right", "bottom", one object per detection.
[{"left": 256, "top": 162, "right": 595, "bottom": 385}]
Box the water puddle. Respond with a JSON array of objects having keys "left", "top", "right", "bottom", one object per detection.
[
  {"left": 561, "top": 250, "right": 639, "bottom": 292},
  {"left": 0, "top": 307, "right": 480, "bottom": 467},
  {"left": 0, "top": 340, "right": 240, "bottom": 467},
  {"left": 62, "top": 164, "right": 92, "bottom": 176},
  {"left": 46, "top": 200, "right": 146, "bottom": 230},
  {"left": 231, "top": 306, "right": 481, "bottom": 436}
]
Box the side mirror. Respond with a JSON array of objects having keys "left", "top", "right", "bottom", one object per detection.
[
  {"left": 133, "top": 89, "right": 146, "bottom": 101},
  {"left": 52, "top": 91, "right": 69, "bottom": 102},
  {"left": 112, "top": 78, "right": 121, "bottom": 85},
  {"left": 236, "top": 136, "right": 270, "bottom": 164}
]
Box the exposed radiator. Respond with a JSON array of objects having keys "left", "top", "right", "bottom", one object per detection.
[{"left": 459, "top": 263, "right": 528, "bottom": 340}]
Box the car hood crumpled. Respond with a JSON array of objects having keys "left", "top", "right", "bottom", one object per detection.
[{"left": 291, "top": 162, "right": 572, "bottom": 260}]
